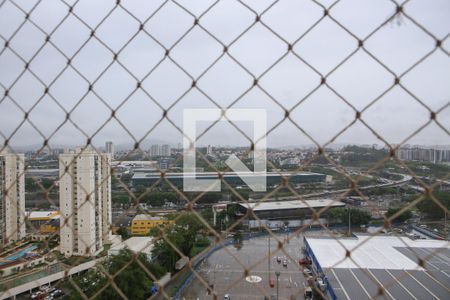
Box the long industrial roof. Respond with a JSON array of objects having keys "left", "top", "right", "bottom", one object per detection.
[
  {"left": 306, "top": 235, "right": 448, "bottom": 270},
  {"left": 132, "top": 171, "right": 323, "bottom": 179},
  {"left": 306, "top": 236, "right": 450, "bottom": 300},
  {"left": 239, "top": 199, "right": 345, "bottom": 211}
]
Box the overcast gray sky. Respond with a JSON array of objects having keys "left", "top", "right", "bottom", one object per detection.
[{"left": 0, "top": 0, "right": 449, "bottom": 149}]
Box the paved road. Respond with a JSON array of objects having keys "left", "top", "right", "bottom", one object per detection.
[{"left": 182, "top": 233, "right": 312, "bottom": 300}]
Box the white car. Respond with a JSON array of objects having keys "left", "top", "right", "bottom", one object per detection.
[
  {"left": 283, "top": 260, "right": 288, "bottom": 267},
  {"left": 316, "top": 278, "right": 327, "bottom": 291},
  {"left": 224, "top": 294, "right": 231, "bottom": 300},
  {"left": 303, "top": 268, "right": 313, "bottom": 276}
]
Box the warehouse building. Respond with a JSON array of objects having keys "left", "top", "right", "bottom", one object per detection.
[
  {"left": 234, "top": 199, "right": 345, "bottom": 229},
  {"left": 304, "top": 235, "right": 450, "bottom": 299}
]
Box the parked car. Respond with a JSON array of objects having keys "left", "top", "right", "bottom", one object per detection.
[
  {"left": 224, "top": 294, "right": 231, "bottom": 300},
  {"left": 299, "top": 258, "right": 311, "bottom": 266},
  {"left": 316, "top": 278, "right": 327, "bottom": 291},
  {"left": 303, "top": 268, "right": 313, "bottom": 276},
  {"left": 51, "top": 290, "right": 63, "bottom": 298},
  {"left": 304, "top": 287, "right": 313, "bottom": 300},
  {"left": 283, "top": 260, "right": 288, "bottom": 267},
  {"left": 269, "top": 278, "right": 275, "bottom": 288},
  {"left": 276, "top": 256, "right": 281, "bottom": 263}
]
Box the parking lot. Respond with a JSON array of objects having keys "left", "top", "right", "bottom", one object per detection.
[{"left": 182, "top": 232, "right": 314, "bottom": 300}]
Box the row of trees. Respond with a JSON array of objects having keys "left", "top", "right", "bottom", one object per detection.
[
  {"left": 328, "top": 207, "right": 371, "bottom": 226},
  {"left": 416, "top": 190, "right": 450, "bottom": 220},
  {"left": 385, "top": 207, "right": 413, "bottom": 223},
  {"left": 340, "top": 145, "right": 388, "bottom": 167},
  {"left": 330, "top": 206, "right": 416, "bottom": 226},
  {"left": 326, "top": 190, "right": 450, "bottom": 225},
  {"left": 66, "top": 250, "right": 166, "bottom": 300}
]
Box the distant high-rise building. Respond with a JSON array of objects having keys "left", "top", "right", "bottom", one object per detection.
[
  {"left": 105, "top": 141, "right": 115, "bottom": 158},
  {"left": 0, "top": 150, "right": 25, "bottom": 246},
  {"left": 398, "top": 146, "right": 450, "bottom": 163},
  {"left": 59, "top": 147, "right": 112, "bottom": 257},
  {"left": 161, "top": 144, "right": 171, "bottom": 157},
  {"left": 150, "top": 144, "right": 161, "bottom": 157},
  {"left": 207, "top": 145, "right": 213, "bottom": 156}
]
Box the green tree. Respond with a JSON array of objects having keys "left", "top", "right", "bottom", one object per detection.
[
  {"left": 152, "top": 227, "right": 185, "bottom": 271},
  {"left": 329, "top": 207, "right": 371, "bottom": 226},
  {"left": 117, "top": 226, "right": 130, "bottom": 240},
  {"left": 25, "top": 177, "right": 38, "bottom": 192},
  {"left": 120, "top": 173, "right": 133, "bottom": 185},
  {"left": 175, "top": 213, "right": 204, "bottom": 255},
  {"left": 416, "top": 190, "right": 450, "bottom": 220},
  {"left": 37, "top": 202, "right": 51, "bottom": 209},
  {"left": 151, "top": 213, "right": 206, "bottom": 271},
  {"left": 134, "top": 185, "right": 146, "bottom": 194},
  {"left": 41, "top": 178, "right": 54, "bottom": 190},
  {"left": 144, "top": 192, "right": 178, "bottom": 207},
  {"left": 385, "top": 207, "right": 412, "bottom": 223},
  {"left": 232, "top": 231, "right": 243, "bottom": 244},
  {"left": 67, "top": 250, "right": 166, "bottom": 300},
  {"left": 112, "top": 195, "right": 129, "bottom": 206}
]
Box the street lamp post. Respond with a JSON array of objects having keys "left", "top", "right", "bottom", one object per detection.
[
  {"left": 268, "top": 234, "right": 271, "bottom": 277},
  {"left": 275, "top": 271, "right": 280, "bottom": 300},
  {"left": 348, "top": 206, "right": 351, "bottom": 237},
  {"left": 445, "top": 210, "right": 448, "bottom": 241}
]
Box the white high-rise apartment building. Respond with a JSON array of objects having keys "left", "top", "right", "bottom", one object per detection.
[
  {"left": 150, "top": 144, "right": 161, "bottom": 157},
  {"left": 161, "top": 144, "right": 171, "bottom": 157},
  {"left": 105, "top": 141, "right": 115, "bottom": 158},
  {"left": 206, "top": 145, "right": 213, "bottom": 156},
  {"left": 59, "top": 147, "right": 112, "bottom": 257},
  {"left": 0, "top": 150, "right": 25, "bottom": 246}
]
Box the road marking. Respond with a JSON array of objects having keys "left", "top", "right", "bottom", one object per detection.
[
  {"left": 365, "top": 269, "right": 395, "bottom": 300},
  {"left": 441, "top": 271, "right": 450, "bottom": 279},
  {"left": 330, "top": 269, "right": 350, "bottom": 300},
  {"left": 404, "top": 270, "right": 440, "bottom": 300},
  {"left": 349, "top": 269, "right": 372, "bottom": 298}
]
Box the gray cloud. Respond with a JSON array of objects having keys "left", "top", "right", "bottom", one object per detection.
[{"left": 0, "top": 0, "right": 449, "bottom": 149}]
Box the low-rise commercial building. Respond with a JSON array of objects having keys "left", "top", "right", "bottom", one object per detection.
[
  {"left": 131, "top": 214, "right": 174, "bottom": 235},
  {"left": 27, "top": 211, "right": 60, "bottom": 234}
]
